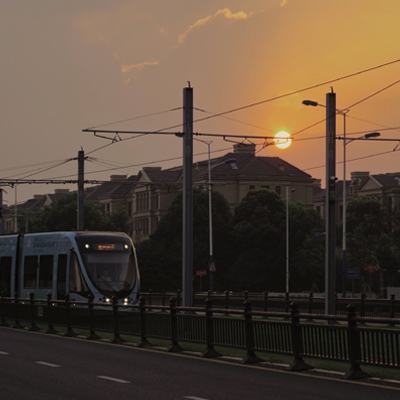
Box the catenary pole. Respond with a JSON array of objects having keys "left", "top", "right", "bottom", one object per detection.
[
  {"left": 182, "top": 85, "right": 193, "bottom": 307},
  {"left": 326, "top": 91, "right": 336, "bottom": 316},
  {"left": 77, "top": 148, "right": 85, "bottom": 231},
  {"left": 0, "top": 189, "right": 3, "bottom": 234}
]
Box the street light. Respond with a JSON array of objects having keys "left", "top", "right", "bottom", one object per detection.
[
  {"left": 341, "top": 131, "right": 380, "bottom": 298},
  {"left": 195, "top": 138, "right": 237, "bottom": 293},
  {"left": 286, "top": 187, "right": 295, "bottom": 294},
  {"left": 303, "top": 99, "right": 380, "bottom": 299}
]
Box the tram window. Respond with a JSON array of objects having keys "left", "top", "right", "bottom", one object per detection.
[
  {"left": 0, "top": 257, "right": 12, "bottom": 296},
  {"left": 24, "top": 256, "right": 38, "bottom": 289},
  {"left": 39, "top": 255, "right": 53, "bottom": 289},
  {"left": 69, "top": 252, "right": 89, "bottom": 296}
]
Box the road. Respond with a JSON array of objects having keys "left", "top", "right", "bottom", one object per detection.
[{"left": 0, "top": 327, "right": 399, "bottom": 400}]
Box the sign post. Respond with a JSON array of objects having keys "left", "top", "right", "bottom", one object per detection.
[{"left": 196, "top": 270, "right": 207, "bottom": 292}]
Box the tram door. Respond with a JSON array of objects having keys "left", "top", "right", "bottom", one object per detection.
[{"left": 57, "top": 254, "right": 68, "bottom": 300}]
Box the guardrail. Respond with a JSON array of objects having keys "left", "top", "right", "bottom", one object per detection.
[
  {"left": 139, "top": 290, "right": 400, "bottom": 318},
  {"left": 1, "top": 292, "right": 400, "bottom": 380}
]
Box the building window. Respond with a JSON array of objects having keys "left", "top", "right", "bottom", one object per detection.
[
  {"left": 275, "top": 186, "right": 281, "bottom": 195},
  {"left": 128, "top": 201, "right": 132, "bottom": 216}
]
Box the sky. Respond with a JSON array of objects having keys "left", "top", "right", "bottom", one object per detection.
[{"left": 2, "top": 0, "right": 400, "bottom": 207}]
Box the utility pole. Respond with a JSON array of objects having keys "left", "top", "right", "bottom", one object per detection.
[
  {"left": 182, "top": 84, "right": 193, "bottom": 307},
  {"left": 0, "top": 189, "right": 3, "bottom": 234},
  {"left": 326, "top": 90, "right": 336, "bottom": 316},
  {"left": 77, "top": 148, "right": 85, "bottom": 231}
]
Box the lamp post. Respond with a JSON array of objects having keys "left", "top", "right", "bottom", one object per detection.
[
  {"left": 286, "top": 187, "right": 295, "bottom": 294},
  {"left": 195, "top": 138, "right": 237, "bottom": 293},
  {"left": 342, "top": 130, "right": 380, "bottom": 298},
  {"left": 303, "top": 99, "right": 380, "bottom": 301},
  {"left": 303, "top": 93, "right": 336, "bottom": 316}
]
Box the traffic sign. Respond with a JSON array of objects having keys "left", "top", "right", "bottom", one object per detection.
[
  {"left": 209, "top": 257, "right": 216, "bottom": 272},
  {"left": 313, "top": 229, "right": 325, "bottom": 239},
  {"left": 363, "top": 263, "right": 380, "bottom": 272},
  {"left": 196, "top": 270, "right": 207, "bottom": 276},
  {"left": 346, "top": 268, "right": 361, "bottom": 280}
]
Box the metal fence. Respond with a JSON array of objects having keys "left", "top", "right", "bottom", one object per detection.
[
  {"left": 1, "top": 293, "right": 400, "bottom": 380},
  {"left": 139, "top": 290, "right": 400, "bottom": 318}
]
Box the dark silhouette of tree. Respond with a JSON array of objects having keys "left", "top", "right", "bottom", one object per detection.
[
  {"left": 136, "top": 189, "right": 232, "bottom": 291},
  {"left": 229, "top": 189, "right": 324, "bottom": 292},
  {"left": 26, "top": 193, "right": 128, "bottom": 233},
  {"left": 346, "top": 196, "right": 399, "bottom": 291},
  {"left": 229, "top": 189, "right": 286, "bottom": 292}
]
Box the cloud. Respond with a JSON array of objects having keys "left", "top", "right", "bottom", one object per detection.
[
  {"left": 73, "top": 6, "right": 164, "bottom": 82},
  {"left": 121, "top": 62, "right": 159, "bottom": 73},
  {"left": 178, "top": 8, "right": 252, "bottom": 45}
]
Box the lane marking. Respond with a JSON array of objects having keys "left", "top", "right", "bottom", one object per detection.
[
  {"left": 0, "top": 351, "right": 9, "bottom": 355},
  {"left": 35, "top": 361, "right": 61, "bottom": 368},
  {"left": 184, "top": 397, "right": 209, "bottom": 400},
  {"left": 97, "top": 376, "right": 130, "bottom": 384}
]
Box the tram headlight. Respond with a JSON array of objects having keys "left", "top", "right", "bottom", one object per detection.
[
  {"left": 105, "top": 298, "right": 110, "bottom": 303},
  {"left": 124, "top": 298, "right": 129, "bottom": 304}
]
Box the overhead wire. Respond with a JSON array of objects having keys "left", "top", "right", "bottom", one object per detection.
[
  {"left": 86, "top": 107, "right": 182, "bottom": 130},
  {"left": 4, "top": 159, "right": 75, "bottom": 180}
]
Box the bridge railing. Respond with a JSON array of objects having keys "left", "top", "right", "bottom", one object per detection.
[
  {"left": 1, "top": 292, "right": 400, "bottom": 380},
  {"left": 138, "top": 290, "right": 400, "bottom": 318}
]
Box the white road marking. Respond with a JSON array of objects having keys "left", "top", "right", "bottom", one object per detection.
[
  {"left": 35, "top": 361, "right": 60, "bottom": 368},
  {"left": 184, "top": 397, "right": 209, "bottom": 400},
  {"left": 97, "top": 375, "right": 130, "bottom": 384},
  {"left": 0, "top": 351, "right": 9, "bottom": 355}
]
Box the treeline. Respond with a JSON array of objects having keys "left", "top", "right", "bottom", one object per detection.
[
  {"left": 137, "top": 189, "right": 325, "bottom": 293},
  {"left": 13, "top": 190, "right": 400, "bottom": 294}
]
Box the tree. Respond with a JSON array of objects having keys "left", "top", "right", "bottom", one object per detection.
[
  {"left": 230, "top": 189, "right": 286, "bottom": 292},
  {"left": 287, "top": 202, "right": 325, "bottom": 292},
  {"left": 26, "top": 193, "right": 128, "bottom": 233},
  {"left": 136, "top": 189, "right": 233, "bottom": 291},
  {"left": 346, "top": 196, "right": 399, "bottom": 292},
  {"left": 229, "top": 189, "right": 324, "bottom": 293}
]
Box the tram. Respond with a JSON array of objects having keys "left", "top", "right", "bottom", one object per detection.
[{"left": 0, "top": 231, "right": 140, "bottom": 305}]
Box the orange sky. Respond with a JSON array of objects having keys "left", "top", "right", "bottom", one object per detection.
[{"left": 1, "top": 0, "right": 400, "bottom": 204}]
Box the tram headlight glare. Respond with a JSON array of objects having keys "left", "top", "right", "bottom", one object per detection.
[
  {"left": 124, "top": 298, "right": 129, "bottom": 304},
  {"left": 106, "top": 298, "right": 110, "bottom": 303}
]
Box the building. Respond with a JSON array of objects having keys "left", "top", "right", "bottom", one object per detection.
[
  {"left": 1, "top": 189, "right": 71, "bottom": 233},
  {"left": 2, "top": 144, "right": 319, "bottom": 240},
  {"left": 113, "top": 143, "right": 318, "bottom": 242},
  {"left": 313, "top": 171, "right": 400, "bottom": 222}
]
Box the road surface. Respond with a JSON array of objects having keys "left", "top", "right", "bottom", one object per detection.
[{"left": 0, "top": 327, "right": 399, "bottom": 400}]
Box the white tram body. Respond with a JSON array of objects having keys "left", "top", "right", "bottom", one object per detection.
[{"left": 0, "top": 231, "right": 140, "bottom": 305}]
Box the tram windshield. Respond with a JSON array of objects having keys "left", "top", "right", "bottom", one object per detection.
[{"left": 75, "top": 234, "right": 136, "bottom": 298}]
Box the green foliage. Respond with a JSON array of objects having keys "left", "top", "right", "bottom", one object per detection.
[
  {"left": 346, "top": 196, "right": 400, "bottom": 290},
  {"left": 228, "top": 189, "right": 324, "bottom": 292},
  {"left": 138, "top": 188, "right": 325, "bottom": 293},
  {"left": 288, "top": 202, "right": 325, "bottom": 292},
  {"left": 137, "top": 189, "right": 232, "bottom": 291},
  {"left": 229, "top": 189, "right": 286, "bottom": 291},
  {"left": 24, "top": 193, "right": 129, "bottom": 233}
]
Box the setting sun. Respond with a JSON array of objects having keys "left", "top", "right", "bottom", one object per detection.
[{"left": 274, "top": 131, "right": 292, "bottom": 149}]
